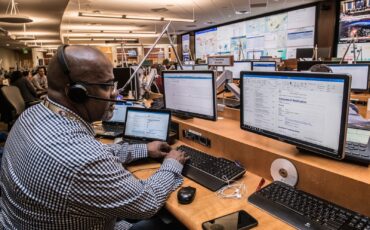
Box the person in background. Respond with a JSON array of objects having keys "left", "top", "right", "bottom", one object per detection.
[
  {"left": 10, "top": 71, "right": 40, "bottom": 106},
  {"left": 32, "top": 66, "right": 48, "bottom": 90}
]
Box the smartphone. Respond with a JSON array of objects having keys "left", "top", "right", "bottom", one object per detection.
[{"left": 202, "top": 210, "right": 258, "bottom": 230}]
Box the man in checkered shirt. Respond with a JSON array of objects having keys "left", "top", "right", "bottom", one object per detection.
[{"left": 0, "top": 45, "right": 188, "bottom": 229}]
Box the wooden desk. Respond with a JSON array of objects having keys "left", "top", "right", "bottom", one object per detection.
[
  {"left": 171, "top": 116, "right": 370, "bottom": 216},
  {"left": 127, "top": 159, "right": 292, "bottom": 230}
]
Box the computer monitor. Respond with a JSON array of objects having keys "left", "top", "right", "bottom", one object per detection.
[
  {"left": 113, "top": 67, "right": 139, "bottom": 97},
  {"left": 124, "top": 107, "right": 171, "bottom": 142},
  {"left": 240, "top": 71, "right": 350, "bottom": 160},
  {"left": 296, "top": 48, "right": 314, "bottom": 59},
  {"left": 252, "top": 61, "right": 276, "bottom": 71},
  {"left": 327, "top": 64, "right": 370, "bottom": 92},
  {"left": 107, "top": 104, "right": 128, "bottom": 123},
  {"left": 193, "top": 64, "right": 209, "bottom": 70},
  {"left": 225, "top": 61, "right": 252, "bottom": 79},
  {"left": 177, "top": 65, "right": 194, "bottom": 70},
  {"left": 162, "top": 70, "right": 217, "bottom": 121}
]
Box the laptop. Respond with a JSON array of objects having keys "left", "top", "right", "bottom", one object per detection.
[
  {"left": 94, "top": 103, "right": 128, "bottom": 138},
  {"left": 121, "top": 107, "right": 171, "bottom": 144}
]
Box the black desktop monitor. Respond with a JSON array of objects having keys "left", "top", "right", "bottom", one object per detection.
[
  {"left": 252, "top": 61, "right": 276, "bottom": 71},
  {"left": 240, "top": 71, "right": 350, "bottom": 160},
  {"left": 296, "top": 48, "right": 314, "bottom": 59},
  {"left": 113, "top": 67, "right": 139, "bottom": 97},
  {"left": 225, "top": 61, "right": 252, "bottom": 79},
  {"left": 327, "top": 64, "right": 370, "bottom": 92},
  {"left": 162, "top": 70, "right": 217, "bottom": 121}
]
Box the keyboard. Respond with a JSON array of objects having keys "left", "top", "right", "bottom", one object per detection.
[
  {"left": 248, "top": 181, "right": 370, "bottom": 230},
  {"left": 344, "top": 141, "right": 370, "bottom": 165},
  {"left": 177, "top": 145, "right": 246, "bottom": 191}
]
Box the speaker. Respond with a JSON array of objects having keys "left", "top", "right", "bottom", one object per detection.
[{"left": 57, "top": 44, "right": 89, "bottom": 103}]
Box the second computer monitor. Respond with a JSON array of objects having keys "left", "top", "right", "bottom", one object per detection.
[
  {"left": 327, "top": 64, "right": 370, "bottom": 92},
  {"left": 252, "top": 61, "right": 276, "bottom": 71},
  {"left": 240, "top": 71, "right": 350, "bottom": 160},
  {"left": 162, "top": 70, "right": 217, "bottom": 121},
  {"left": 225, "top": 61, "right": 252, "bottom": 79}
]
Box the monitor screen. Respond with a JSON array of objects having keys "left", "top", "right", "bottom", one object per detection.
[
  {"left": 252, "top": 61, "right": 276, "bottom": 71},
  {"left": 296, "top": 48, "right": 313, "bottom": 59},
  {"left": 113, "top": 67, "right": 138, "bottom": 96},
  {"left": 162, "top": 71, "right": 217, "bottom": 121},
  {"left": 194, "top": 65, "right": 209, "bottom": 70},
  {"left": 225, "top": 61, "right": 252, "bottom": 79},
  {"left": 240, "top": 71, "right": 350, "bottom": 159},
  {"left": 124, "top": 108, "right": 171, "bottom": 142},
  {"left": 327, "top": 64, "right": 369, "bottom": 92},
  {"left": 178, "top": 65, "right": 194, "bottom": 70},
  {"left": 108, "top": 104, "right": 128, "bottom": 123}
]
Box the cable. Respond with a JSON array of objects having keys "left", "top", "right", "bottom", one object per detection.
[{"left": 216, "top": 176, "right": 246, "bottom": 199}]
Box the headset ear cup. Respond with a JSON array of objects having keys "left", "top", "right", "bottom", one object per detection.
[{"left": 67, "top": 83, "right": 89, "bottom": 103}]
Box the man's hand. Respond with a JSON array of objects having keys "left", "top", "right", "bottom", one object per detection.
[
  {"left": 165, "top": 149, "right": 189, "bottom": 165},
  {"left": 147, "top": 141, "right": 172, "bottom": 158}
]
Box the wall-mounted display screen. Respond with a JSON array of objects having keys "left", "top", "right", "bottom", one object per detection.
[
  {"left": 337, "top": 0, "right": 370, "bottom": 61},
  {"left": 182, "top": 34, "right": 191, "bottom": 61},
  {"left": 195, "top": 6, "right": 316, "bottom": 61}
]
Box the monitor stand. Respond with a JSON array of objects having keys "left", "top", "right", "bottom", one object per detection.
[{"left": 172, "top": 112, "right": 194, "bottom": 120}]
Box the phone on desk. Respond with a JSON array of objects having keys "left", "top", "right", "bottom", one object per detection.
[{"left": 202, "top": 210, "right": 258, "bottom": 230}]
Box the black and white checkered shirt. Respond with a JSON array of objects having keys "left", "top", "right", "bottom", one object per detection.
[{"left": 0, "top": 98, "right": 183, "bottom": 229}]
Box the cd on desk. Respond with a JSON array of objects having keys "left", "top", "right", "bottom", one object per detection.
[{"left": 270, "top": 158, "right": 298, "bottom": 187}]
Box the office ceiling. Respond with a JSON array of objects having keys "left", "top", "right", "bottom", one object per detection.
[{"left": 0, "top": 0, "right": 322, "bottom": 49}]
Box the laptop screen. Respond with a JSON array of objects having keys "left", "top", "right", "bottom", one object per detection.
[
  {"left": 107, "top": 104, "right": 128, "bottom": 123},
  {"left": 124, "top": 108, "right": 171, "bottom": 142}
]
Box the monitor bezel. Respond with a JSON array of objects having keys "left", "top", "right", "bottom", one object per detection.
[
  {"left": 162, "top": 70, "right": 218, "bottom": 121},
  {"left": 240, "top": 71, "right": 350, "bottom": 160},
  {"left": 123, "top": 107, "right": 172, "bottom": 142},
  {"left": 326, "top": 64, "right": 370, "bottom": 92},
  {"left": 251, "top": 60, "right": 277, "bottom": 71}
]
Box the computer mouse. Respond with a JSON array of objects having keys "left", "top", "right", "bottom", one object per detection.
[{"left": 177, "top": 186, "right": 196, "bottom": 204}]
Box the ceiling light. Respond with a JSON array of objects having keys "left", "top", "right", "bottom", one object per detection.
[
  {"left": 78, "top": 12, "right": 122, "bottom": 19},
  {"left": 164, "top": 17, "right": 196, "bottom": 23},
  {"left": 68, "top": 29, "right": 156, "bottom": 34},
  {"left": 16, "top": 24, "right": 35, "bottom": 40},
  {"left": 67, "top": 38, "right": 138, "bottom": 42},
  {"left": 124, "top": 15, "right": 163, "bottom": 21},
  {"left": 79, "top": 11, "right": 195, "bottom": 23},
  {"left": 0, "top": 0, "right": 33, "bottom": 23}
]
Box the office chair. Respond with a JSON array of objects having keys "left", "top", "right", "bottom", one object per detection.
[{"left": 0, "top": 86, "right": 26, "bottom": 130}]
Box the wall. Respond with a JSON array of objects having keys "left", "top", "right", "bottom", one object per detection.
[
  {"left": 0, "top": 47, "right": 17, "bottom": 71},
  {"left": 316, "top": 0, "right": 337, "bottom": 56}
]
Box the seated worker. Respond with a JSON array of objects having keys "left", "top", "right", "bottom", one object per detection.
[
  {"left": 31, "top": 66, "right": 48, "bottom": 91},
  {"left": 0, "top": 45, "right": 188, "bottom": 229},
  {"left": 10, "top": 71, "right": 40, "bottom": 106}
]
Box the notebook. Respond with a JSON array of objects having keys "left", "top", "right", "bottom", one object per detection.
[{"left": 121, "top": 107, "right": 171, "bottom": 144}]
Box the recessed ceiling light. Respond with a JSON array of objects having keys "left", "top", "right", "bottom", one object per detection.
[
  {"left": 6, "top": 44, "right": 10, "bottom": 46},
  {"left": 235, "top": 10, "right": 250, "bottom": 15}
]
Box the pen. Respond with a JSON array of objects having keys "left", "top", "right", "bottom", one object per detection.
[{"left": 255, "top": 178, "right": 265, "bottom": 191}]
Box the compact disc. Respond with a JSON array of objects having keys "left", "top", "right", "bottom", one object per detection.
[{"left": 270, "top": 158, "right": 298, "bottom": 186}]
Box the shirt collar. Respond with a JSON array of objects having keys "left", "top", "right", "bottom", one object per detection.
[{"left": 43, "top": 97, "right": 95, "bottom": 135}]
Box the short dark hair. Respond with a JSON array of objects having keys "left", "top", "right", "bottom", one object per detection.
[{"left": 309, "top": 64, "right": 332, "bottom": 73}]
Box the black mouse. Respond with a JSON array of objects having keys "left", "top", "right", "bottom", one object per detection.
[{"left": 177, "top": 186, "right": 196, "bottom": 204}]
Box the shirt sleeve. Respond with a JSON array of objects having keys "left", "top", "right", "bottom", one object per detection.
[
  {"left": 68, "top": 153, "right": 184, "bottom": 220},
  {"left": 103, "top": 143, "right": 148, "bottom": 164}
]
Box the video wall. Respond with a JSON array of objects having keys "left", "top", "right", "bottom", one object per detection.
[
  {"left": 182, "top": 34, "right": 190, "bottom": 61},
  {"left": 195, "top": 6, "right": 316, "bottom": 61},
  {"left": 337, "top": 0, "right": 370, "bottom": 61}
]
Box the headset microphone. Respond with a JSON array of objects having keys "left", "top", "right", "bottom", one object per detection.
[{"left": 86, "top": 95, "right": 125, "bottom": 103}]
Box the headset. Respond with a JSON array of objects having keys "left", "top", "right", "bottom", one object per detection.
[{"left": 57, "top": 44, "right": 123, "bottom": 104}]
